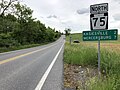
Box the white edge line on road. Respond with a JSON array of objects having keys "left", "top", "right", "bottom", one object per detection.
[{"left": 35, "top": 42, "right": 64, "bottom": 90}]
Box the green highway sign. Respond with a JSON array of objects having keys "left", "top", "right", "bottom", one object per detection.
[{"left": 83, "top": 29, "right": 118, "bottom": 41}]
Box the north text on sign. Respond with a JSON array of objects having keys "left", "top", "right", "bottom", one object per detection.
[{"left": 90, "top": 3, "right": 108, "bottom": 14}]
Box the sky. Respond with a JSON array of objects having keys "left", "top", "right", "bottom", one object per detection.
[{"left": 21, "top": 0, "right": 120, "bottom": 33}]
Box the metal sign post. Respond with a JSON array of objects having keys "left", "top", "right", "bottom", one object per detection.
[
  {"left": 83, "top": 29, "right": 118, "bottom": 78},
  {"left": 90, "top": 3, "right": 108, "bottom": 78},
  {"left": 83, "top": 3, "right": 118, "bottom": 78},
  {"left": 98, "top": 37, "right": 101, "bottom": 78},
  {"left": 70, "top": 37, "right": 72, "bottom": 45},
  {"left": 82, "top": 3, "right": 118, "bottom": 78}
]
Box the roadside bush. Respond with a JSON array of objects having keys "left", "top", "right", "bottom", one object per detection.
[{"left": 64, "top": 42, "right": 98, "bottom": 66}]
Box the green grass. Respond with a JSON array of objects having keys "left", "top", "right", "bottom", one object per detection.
[
  {"left": 64, "top": 33, "right": 120, "bottom": 90},
  {"left": 64, "top": 42, "right": 98, "bottom": 66},
  {"left": 66, "top": 33, "right": 82, "bottom": 42},
  {"left": 87, "top": 48, "right": 120, "bottom": 90},
  {"left": 0, "top": 42, "right": 49, "bottom": 53},
  {"left": 0, "top": 37, "right": 60, "bottom": 53},
  {"left": 88, "top": 75, "right": 120, "bottom": 90}
]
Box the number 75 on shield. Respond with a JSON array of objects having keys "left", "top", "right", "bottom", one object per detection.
[{"left": 90, "top": 13, "right": 108, "bottom": 30}]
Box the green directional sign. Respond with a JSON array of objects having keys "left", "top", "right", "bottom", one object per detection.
[{"left": 83, "top": 29, "right": 118, "bottom": 41}]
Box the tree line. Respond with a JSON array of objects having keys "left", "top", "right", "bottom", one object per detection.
[{"left": 0, "top": 0, "right": 61, "bottom": 48}]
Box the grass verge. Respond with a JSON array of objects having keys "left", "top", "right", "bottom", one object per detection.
[
  {"left": 0, "top": 42, "right": 49, "bottom": 53},
  {"left": 64, "top": 42, "right": 98, "bottom": 66},
  {"left": 64, "top": 34, "right": 120, "bottom": 90}
]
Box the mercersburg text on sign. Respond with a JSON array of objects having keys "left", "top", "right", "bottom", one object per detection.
[{"left": 82, "top": 29, "right": 118, "bottom": 41}]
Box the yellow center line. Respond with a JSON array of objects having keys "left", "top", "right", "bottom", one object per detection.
[{"left": 0, "top": 44, "right": 56, "bottom": 65}]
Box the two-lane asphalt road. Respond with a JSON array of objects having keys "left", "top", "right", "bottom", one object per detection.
[{"left": 0, "top": 36, "right": 65, "bottom": 90}]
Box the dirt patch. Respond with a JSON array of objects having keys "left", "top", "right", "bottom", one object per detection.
[{"left": 64, "top": 63, "right": 98, "bottom": 90}]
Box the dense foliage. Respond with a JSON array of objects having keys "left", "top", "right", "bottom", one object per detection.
[
  {"left": 0, "top": 0, "right": 61, "bottom": 48},
  {"left": 64, "top": 28, "right": 71, "bottom": 36}
]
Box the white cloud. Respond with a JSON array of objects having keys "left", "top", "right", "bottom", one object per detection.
[
  {"left": 77, "top": 8, "right": 89, "bottom": 14},
  {"left": 113, "top": 13, "right": 120, "bottom": 21},
  {"left": 47, "top": 15, "right": 58, "bottom": 19},
  {"left": 22, "top": 0, "right": 120, "bottom": 33}
]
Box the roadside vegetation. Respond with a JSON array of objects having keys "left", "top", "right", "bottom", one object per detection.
[
  {"left": 0, "top": 0, "right": 61, "bottom": 53},
  {"left": 64, "top": 33, "right": 120, "bottom": 90}
]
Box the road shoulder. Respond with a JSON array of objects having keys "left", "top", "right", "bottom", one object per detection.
[{"left": 41, "top": 44, "right": 64, "bottom": 90}]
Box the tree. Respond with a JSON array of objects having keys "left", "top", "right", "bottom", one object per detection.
[
  {"left": 46, "top": 27, "right": 55, "bottom": 42},
  {"left": 0, "top": 0, "right": 18, "bottom": 16},
  {"left": 55, "top": 30, "right": 61, "bottom": 39},
  {"left": 13, "top": 3, "right": 34, "bottom": 44},
  {"left": 14, "top": 2, "right": 33, "bottom": 21},
  {"left": 0, "top": 1, "right": 61, "bottom": 47},
  {"left": 64, "top": 28, "right": 71, "bottom": 36}
]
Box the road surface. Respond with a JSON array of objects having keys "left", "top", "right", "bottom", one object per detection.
[{"left": 0, "top": 36, "right": 65, "bottom": 90}]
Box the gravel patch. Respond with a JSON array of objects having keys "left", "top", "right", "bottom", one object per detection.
[{"left": 64, "top": 64, "right": 98, "bottom": 90}]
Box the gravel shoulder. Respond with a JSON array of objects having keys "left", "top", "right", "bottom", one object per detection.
[{"left": 64, "top": 63, "right": 98, "bottom": 90}]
